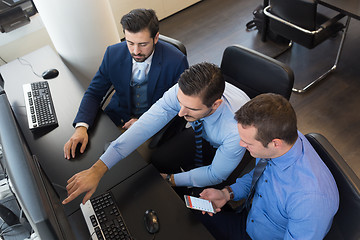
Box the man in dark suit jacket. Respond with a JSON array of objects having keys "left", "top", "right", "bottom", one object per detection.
[{"left": 64, "top": 9, "right": 188, "bottom": 159}]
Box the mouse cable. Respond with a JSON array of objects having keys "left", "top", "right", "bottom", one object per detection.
[
  {"left": 0, "top": 56, "right": 7, "bottom": 65},
  {"left": 17, "top": 58, "right": 42, "bottom": 78}
]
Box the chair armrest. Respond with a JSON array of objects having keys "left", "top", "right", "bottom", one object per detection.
[
  {"left": 263, "top": 5, "right": 322, "bottom": 34},
  {"left": 320, "top": 13, "right": 346, "bottom": 29}
]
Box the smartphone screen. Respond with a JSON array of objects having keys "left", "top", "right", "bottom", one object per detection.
[{"left": 184, "top": 195, "right": 215, "bottom": 213}]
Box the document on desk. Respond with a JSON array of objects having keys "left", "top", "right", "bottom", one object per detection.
[{"left": 184, "top": 195, "right": 215, "bottom": 213}]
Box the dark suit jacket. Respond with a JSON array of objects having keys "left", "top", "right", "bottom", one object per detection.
[{"left": 73, "top": 40, "right": 189, "bottom": 127}]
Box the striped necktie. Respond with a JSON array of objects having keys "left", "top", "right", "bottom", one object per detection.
[
  {"left": 193, "top": 120, "right": 204, "bottom": 167},
  {"left": 239, "top": 158, "right": 269, "bottom": 212}
]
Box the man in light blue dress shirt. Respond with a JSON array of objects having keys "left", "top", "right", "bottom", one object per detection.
[
  {"left": 62, "top": 62, "right": 250, "bottom": 205},
  {"left": 199, "top": 93, "right": 339, "bottom": 240}
]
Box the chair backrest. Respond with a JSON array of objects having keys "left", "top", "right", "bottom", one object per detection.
[
  {"left": 159, "top": 34, "right": 187, "bottom": 56},
  {"left": 305, "top": 133, "right": 360, "bottom": 240},
  {"left": 220, "top": 45, "right": 294, "bottom": 100},
  {"left": 270, "top": 0, "right": 317, "bottom": 30},
  {"left": 266, "top": 0, "right": 345, "bottom": 49}
]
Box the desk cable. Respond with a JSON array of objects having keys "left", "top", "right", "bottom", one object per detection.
[
  {"left": 17, "top": 58, "right": 42, "bottom": 78},
  {"left": 0, "top": 56, "right": 7, "bottom": 65}
]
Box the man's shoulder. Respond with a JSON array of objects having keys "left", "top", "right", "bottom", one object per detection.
[
  {"left": 107, "top": 41, "right": 127, "bottom": 51},
  {"left": 103, "top": 42, "right": 130, "bottom": 63}
]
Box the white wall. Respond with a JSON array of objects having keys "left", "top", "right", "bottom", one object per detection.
[
  {"left": 108, "top": 0, "right": 200, "bottom": 38},
  {"left": 0, "top": 0, "right": 200, "bottom": 67}
]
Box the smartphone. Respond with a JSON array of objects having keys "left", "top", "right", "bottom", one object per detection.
[{"left": 184, "top": 195, "right": 215, "bottom": 213}]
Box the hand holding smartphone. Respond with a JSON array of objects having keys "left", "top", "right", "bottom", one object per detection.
[{"left": 184, "top": 195, "right": 215, "bottom": 213}]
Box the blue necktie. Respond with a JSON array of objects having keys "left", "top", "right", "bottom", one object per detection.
[
  {"left": 132, "top": 62, "right": 148, "bottom": 86},
  {"left": 239, "top": 158, "right": 269, "bottom": 212},
  {"left": 193, "top": 120, "right": 204, "bottom": 167}
]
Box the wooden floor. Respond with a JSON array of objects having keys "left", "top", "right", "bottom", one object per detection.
[{"left": 159, "top": 0, "right": 360, "bottom": 178}]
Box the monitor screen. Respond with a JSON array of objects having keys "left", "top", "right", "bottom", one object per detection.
[{"left": 0, "top": 92, "right": 74, "bottom": 239}]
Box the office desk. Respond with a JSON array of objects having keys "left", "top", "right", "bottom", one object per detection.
[
  {"left": 0, "top": 46, "right": 214, "bottom": 239},
  {"left": 0, "top": 46, "right": 148, "bottom": 215},
  {"left": 318, "top": 0, "right": 360, "bottom": 20},
  {"left": 69, "top": 164, "right": 215, "bottom": 240}
]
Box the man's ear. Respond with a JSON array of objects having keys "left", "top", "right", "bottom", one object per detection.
[
  {"left": 272, "top": 139, "right": 283, "bottom": 148},
  {"left": 212, "top": 99, "right": 223, "bottom": 110},
  {"left": 154, "top": 32, "right": 160, "bottom": 44}
]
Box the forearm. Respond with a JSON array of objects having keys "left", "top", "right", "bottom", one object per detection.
[
  {"left": 91, "top": 159, "right": 109, "bottom": 177},
  {"left": 230, "top": 171, "right": 253, "bottom": 201},
  {"left": 101, "top": 87, "right": 180, "bottom": 169},
  {"left": 174, "top": 164, "right": 228, "bottom": 187}
]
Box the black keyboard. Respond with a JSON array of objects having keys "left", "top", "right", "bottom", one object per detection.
[
  {"left": 80, "top": 192, "right": 132, "bottom": 240},
  {"left": 22, "top": 81, "right": 58, "bottom": 130}
]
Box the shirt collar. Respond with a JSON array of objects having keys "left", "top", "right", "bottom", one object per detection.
[
  {"left": 270, "top": 134, "right": 302, "bottom": 171},
  {"left": 200, "top": 97, "right": 225, "bottom": 124}
]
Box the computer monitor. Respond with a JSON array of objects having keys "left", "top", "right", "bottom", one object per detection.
[{"left": 0, "top": 92, "right": 74, "bottom": 239}]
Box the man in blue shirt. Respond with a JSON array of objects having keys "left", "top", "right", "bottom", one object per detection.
[
  {"left": 62, "top": 62, "right": 250, "bottom": 205},
  {"left": 199, "top": 93, "right": 339, "bottom": 240},
  {"left": 64, "top": 9, "right": 188, "bottom": 159}
]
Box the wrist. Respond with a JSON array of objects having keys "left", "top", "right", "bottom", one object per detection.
[
  {"left": 223, "top": 186, "right": 234, "bottom": 201},
  {"left": 75, "top": 122, "right": 89, "bottom": 130},
  {"left": 91, "top": 160, "right": 108, "bottom": 178},
  {"left": 166, "top": 174, "right": 175, "bottom": 186}
]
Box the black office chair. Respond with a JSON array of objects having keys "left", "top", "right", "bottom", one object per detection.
[
  {"left": 217, "top": 44, "right": 294, "bottom": 188},
  {"left": 305, "top": 133, "right": 360, "bottom": 240},
  {"left": 221, "top": 45, "right": 294, "bottom": 100},
  {"left": 100, "top": 34, "right": 187, "bottom": 109},
  {"left": 263, "top": 0, "right": 350, "bottom": 93},
  {"left": 159, "top": 34, "right": 187, "bottom": 56}
]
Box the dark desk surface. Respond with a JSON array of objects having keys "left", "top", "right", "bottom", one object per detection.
[
  {"left": 69, "top": 164, "right": 215, "bottom": 240},
  {"left": 318, "top": 0, "right": 360, "bottom": 20},
  {"left": 0, "top": 46, "right": 214, "bottom": 239},
  {"left": 0, "top": 46, "right": 148, "bottom": 215}
]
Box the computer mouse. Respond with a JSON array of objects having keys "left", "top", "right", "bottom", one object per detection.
[
  {"left": 144, "top": 209, "right": 160, "bottom": 234},
  {"left": 42, "top": 69, "right": 59, "bottom": 79}
]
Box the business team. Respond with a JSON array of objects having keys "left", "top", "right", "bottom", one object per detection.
[{"left": 62, "top": 8, "right": 339, "bottom": 240}]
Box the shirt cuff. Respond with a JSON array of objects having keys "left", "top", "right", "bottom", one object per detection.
[
  {"left": 75, "top": 122, "right": 89, "bottom": 129},
  {"left": 100, "top": 144, "right": 121, "bottom": 169},
  {"left": 173, "top": 172, "right": 192, "bottom": 187}
]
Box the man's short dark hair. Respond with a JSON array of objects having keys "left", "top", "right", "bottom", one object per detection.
[
  {"left": 120, "top": 9, "right": 159, "bottom": 38},
  {"left": 235, "top": 93, "right": 298, "bottom": 147},
  {"left": 178, "top": 62, "right": 225, "bottom": 107}
]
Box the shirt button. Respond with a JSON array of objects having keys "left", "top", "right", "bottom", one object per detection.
[
  {"left": 251, "top": 219, "right": 254, "bottom": 223},
  {"left": 259, "top": 195, "right": 262, "bottom": 198},
  {"left": 265, "top": 180, "right": 268, "bottom": 183}
]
